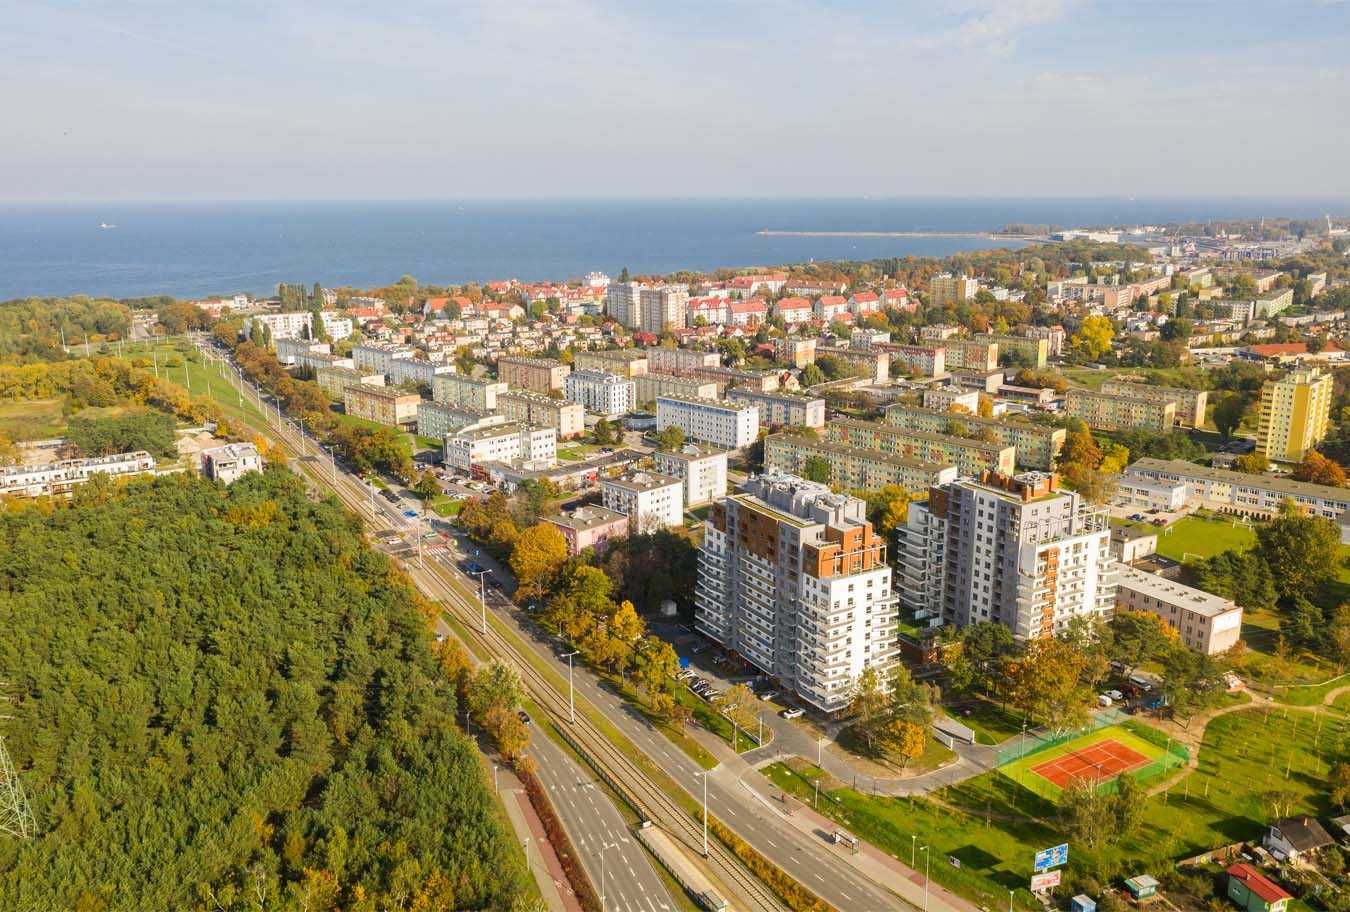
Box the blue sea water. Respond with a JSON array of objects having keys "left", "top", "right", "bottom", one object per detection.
[{"left": 0, "top": 197, "right": 1344, "bottom": 301}]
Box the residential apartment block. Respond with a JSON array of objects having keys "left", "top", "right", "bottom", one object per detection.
[
  {"left": 632, "top": 373, "right": 721, "bottom": 407},
  {"left": 882, "top": 404, "right": 1066, "bottom": 471},
  {"left": 776, "top": 336, "right": 817, "bottom": 369},
  {"left": 200, "top": 443, "right": 262, "bottom": 484},
  {"left": 606, "top": 281, "right": 642, "bottom": 327},
  {"left": 725, "top": 388, "right": 826, "bottom": 429},
  {"left": 764, "top": 434, "right": 958, "bottom": 492},
  {"left": 814, "top": 345, "right": 889, "bottom": 384},
  {"left": 638, "top": 286, "right": 689, "bottom": 335},
  {"left": 1123, "top": 458, "right": 1350, "bottom": 522},
  {"left": 880, "top": 343, "right": 945, "bottom": 378},
  {"left": 1115, "top": 566, "right": 1242, "bottom": 656},
  {"left": 389, "top": 356, "right": 453, "bottom": 389},
  {"left": 1256, "top": 367, "right": 1332, "bottom": 462},
  {"left": 922, "top": 387, "right": 982, "bottom": 413},
  {"left": 1065, "top": 387, "right": 1176, "bottom": 433},
  {"left": 695, "top": 474, "right": 898, "bottom": 713},
  {"left": 565, "top": 369, "right": 635, "bottom": 418},
  {"left": 826, "top": 418, "right": 1015, "bottom": 476},
  {"left": 0, "top": 451, "right": 157, "bottom": 498},
  {"left": 653, "top": 444, "right": 729, "bottom": 507},
  {"left": 444, "top": 422, "right": 557, "bottom": 472},
  {"left": 973, "top": 333, "right": 1048, "bottom": 369},
  {"left": 497, "top": 390, "right": 585, "bottom": 439},
  {"left": 343, "top": 385, "right": 422, "bottom": 429},
  {"left": 316, "top": 365, "right": 385, "bottom": 400},
  {"left": 417, "top": 401, "right": 489, "bottom": 440},
  {"left": 1100, "top": 380, "right": 1208, "bottom": 427},
  {"left": 497, "top": 356, "right": 571, "bottom": 394},
  {"left": 656, "top": 395, "right": 759, "bottom": 450},
  {"left": 546, "top": 505, "right": 630, "bottom": 556},
  {"left": 601, "top": 471, "right": 684, "bottom": 532},
  {"left": 896, "top": 472, "right": 1116, "bottom": 641},
  {"left": 571, "top": 349, "right": 648, "bottom": 377},
  {"left": 943, "top": 339, "right": 998, "bottom": 372},
  {"left": 352, "top": 343, "right": 413, "bottom": 377},
  {"left": 432, "top": 373, "right": 508, "bottom": 411},
  {"left": 644, "top": 347, "right": 719, "bottom": 374},
  {"left": 929, "top": 273, "right": 979, "bottom": 307}
]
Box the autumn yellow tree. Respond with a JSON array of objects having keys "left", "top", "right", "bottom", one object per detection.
[
  {"left": 1072, "top": 315, "right": 1115, "bottom": 360},
  {"left": 509, "top": 522, "right": 569, "bottom": 601}
]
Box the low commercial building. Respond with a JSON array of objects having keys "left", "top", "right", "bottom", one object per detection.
[
  {"left": 497, "top": 356, "right": 570, "bottom": 393},
  {"left": 343, "top": 385, "right": 422, "bottom": 429},
  {"left": 574, "top": 349, "right": 650, "bottom": 377},
  {"left": 765, "top": 434, "right": 958, "bottom": 492},
  {"left": 1123, "top": 457, "right": 1350, "bottom": 521},
  {"left": 0, "top": 451, "right": 157, "bottom": 498},
  {"left": 433, "top": 373, "right": 508, "bottom": 411},
  {"left": 632, "top": 372, "right": 720, "bottom": 407},
  {"left": 601, "top": 471, "right": 684, "bottom": 532},
  {"left": 1115, "top": 475, "right": 1188, "bottom": 512},
  {"left": 316, "top": 365, "right": 385, "bottom": 400},
  {"left": 725, "top": 388, "right": 826, "bottom": 429},
  {"left": 200, "top": 443, "right": 263, "bottom": 484},
  {"left": 546, "top": 505, "right": 630, "bottom": 556},
  {"left": 883, "top": 404, "right": 1066, "bottom": 470},
  {"left": 497, "top": 390, "right": 585, "bottom": 439},
  {"left": 653, "top": 444, "right": 728, "bottom": 507},
  {"left": 1101, "top": 380, "right": 1208, "bottom": 427},
  {"left": 656, "top": 395, "right": 759, "bottom": 450},
  {"left": 827, "top": 419, "right": 1015, "bottom": 476},
  {"left": 922, "top": 387, "right": 981, "bottom": 413},
  {"left": 1115, "top": 566, "right": 1243, "bottom": 655},
  {"left": 1110, "top": 525, "right": 1158, "bottom": 563},
  {"left": 444, "top": 422, "right": 557, "bottom": 472},
  {"left": 1065, "top": 387, "right": 1176, "bottom": 433},
  {"left": 565, "top": 368, "right": 636, "bottom": 418}
]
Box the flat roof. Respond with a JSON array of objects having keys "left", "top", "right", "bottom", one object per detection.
[
  {"left": 1116, "top": 565, "right": 1238, "bottom": 618},
  {"left": 767, "top": 434, "right": 954, "bottom": 473},
  {"left": 454, "top": 421, "right": 527, "bottom": 441},
  {"left": 602, "top": 471, "right": 681, "bottom": 493},
  {"left": 831, "top": 418, "right": 1012, "bottom": 455},
  {"left": 344, "top": 384, "right": 421, "bottom": 402},
  {"left": 1130, "top": 457, "right": 1350, "bottom": 503},
  {"left": 547, "top": 505, "right": 627, "bottom": 531}
]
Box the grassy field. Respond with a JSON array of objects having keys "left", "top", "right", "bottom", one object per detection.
[
  {"left": 763, "top": 704, "right": 1347, "bottom": 911},
  {"left": 995, "top": 725, "right": 1177, "bottom": 801},
  {"left": 944, "top": 700, "right": 1027, "bottom": 745},
  {"left": 1152, "top": 513, "right": 1257, "bottom": 562},
  {"left": 119, "top": 342, "right": 275, "bottom": 436},
  {"left": 0, "top": 396, "right": 67, "bottom": 440}
]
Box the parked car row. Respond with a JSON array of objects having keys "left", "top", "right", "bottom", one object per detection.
[{"left": 678, "top": 670, "right": 721, "bottom": 702}]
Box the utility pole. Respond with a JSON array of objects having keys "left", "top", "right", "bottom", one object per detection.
[
  {"left": 563, "top": 651, "right": 579, "bottom": 723},
  {"left": 921, "top": 845, "right": 930, "bottom": 912},
  {"left": 0, "top": 736, "right": 36, "bottom": 839},
  {"left": 597, "top": 842, "right": 617, "bottom": 912},
  {"left": 696, "top": 770, "right": 710, "bottom": 857}
]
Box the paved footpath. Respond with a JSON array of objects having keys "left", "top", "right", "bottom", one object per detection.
[{"left": 501, "top": 781, "right": 583, "bottom": 912}]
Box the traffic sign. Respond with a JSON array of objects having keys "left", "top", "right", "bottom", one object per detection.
[
  {"left": 1030, "top": 870, "right": 1062, "bottom": 892},
  {"left": 1033, "top": 843, "right": 1068, "bottom": 872}
]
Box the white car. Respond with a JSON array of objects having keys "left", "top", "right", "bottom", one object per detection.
[
  {"left": 780, "top": 707, "right": 804, "bottom": 720},
  {"left": 1106, "top": 689, "right": 1125, "bottom": 702},
  {"left": 758, "top": 691, "right": 778, "bottom": 702}
]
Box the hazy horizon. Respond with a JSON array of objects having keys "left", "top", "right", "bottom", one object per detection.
[{"left": 5, "top": 1, "right": 1349, "bottom": 202}]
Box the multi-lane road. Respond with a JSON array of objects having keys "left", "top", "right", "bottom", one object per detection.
[{"left": 202, "top": 342, "right": 911, "bottom": 912}]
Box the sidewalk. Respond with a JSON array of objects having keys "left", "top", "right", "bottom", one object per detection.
[
  {"left": 699, "top": 726, "right": 981, "bottom": 912},
  {"left": 500, "top": 784, "right": 583, "bottom": 912}
]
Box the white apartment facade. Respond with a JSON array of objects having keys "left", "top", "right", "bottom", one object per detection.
[
  {"left": 653, "top": 445, "right": 728, "bottom": 507},
  {"left": 564, "top": 369, "right": 636, "bottom": 418},
  {"left": 656, "top": 395, "right": 759, "bottom": 449},
  {"left": 353, "top": 343, "right": 414, "bottom": 377},
  {"left": 432, "top": 373, "right": 509, "bottom": 411},
  {"left": 0, "top": 451, "right": 157, "bottom": 498},
  {"left": 600, "top": 471, "right": 685, "bottom": 532},
  {"left": 444, "top": 422, "right": 557, "bottom": 472},
  {"left": 1115, "top": 566, "right": 1243, "bottom": 655}
]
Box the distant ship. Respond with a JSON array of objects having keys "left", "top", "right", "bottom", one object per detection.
[{"left": 99, "top": 222, "right": 117, "bottom": 229}]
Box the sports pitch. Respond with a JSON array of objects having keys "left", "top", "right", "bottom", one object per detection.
[{"left": 997, "top": 725, "right": 1176, "bottom": 799}]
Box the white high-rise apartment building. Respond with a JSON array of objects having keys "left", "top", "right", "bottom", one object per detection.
[
  {"left": 564, "top": 369, "right": 636, "bottom": 418},
  {"left": 655, "top": 395, "right": 758, "bottom": 449},
  {"left": 896, "top": 471, "right": 1117, "bottom": 641},
  {"left": 639, "top": 286, "right": 689, "bottom": 335},
  {"left": 606, "top": 281, "right": 642, "bottom": 327},
  {"left": 695, "top": 474, "right": 898, "bottom": 713}
]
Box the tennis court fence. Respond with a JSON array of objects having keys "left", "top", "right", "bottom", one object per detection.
[{"left": 993, "top": 708, "right": 1190, "bottom": 770}]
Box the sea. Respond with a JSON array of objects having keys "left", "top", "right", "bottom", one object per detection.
[{"left": 1, "top": 197, "right": 1345, "bottom": 301}]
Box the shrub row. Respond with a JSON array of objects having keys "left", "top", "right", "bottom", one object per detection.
[
  {"left": 520, "top": 765, "right": 604, "bottom": 912},
  {"left": 708, "top": 817, "right": 834, "bottom": 912}
]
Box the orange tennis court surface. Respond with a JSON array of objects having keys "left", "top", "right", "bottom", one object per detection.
[{"left": 1029, "top": 738, "right": 1151, "bottom": 789}]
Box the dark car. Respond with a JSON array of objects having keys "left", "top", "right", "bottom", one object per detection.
[
  {"left": 461, "top": 560, "right": 485, "bottom": 575},
  {"left": 517, "top": 710, "right": 531, "bottom": 725}
]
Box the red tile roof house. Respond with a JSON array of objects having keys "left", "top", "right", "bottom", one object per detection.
[
  {"left": 849, "top": 291, "right": 881, "bottom": 314},
  {"left": 883, "top": 287, "right": 917, "bottom": 311},
  {"left": 814, "top": 295, "right": 849, "bottom": 320},
  {"left": 774, "top": 296, "right": 814, "bottom": 325},
  {"left": 1225, "top": 864, "right": 1292, "bottom": 912},
  {"left": 728, "top": 299, "right": 767, "bottom": 327}
]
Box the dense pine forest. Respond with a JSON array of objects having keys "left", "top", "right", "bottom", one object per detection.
[{"left": 0, "top": 470, "right": 528, "bottom": 911}]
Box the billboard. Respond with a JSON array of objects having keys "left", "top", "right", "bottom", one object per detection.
[
  {"left": 1030, "top": 871, "right": 1062, "bottom": 892},
  {"left": 1033, "top": 844, "right": 1069, "bottom": 872}
]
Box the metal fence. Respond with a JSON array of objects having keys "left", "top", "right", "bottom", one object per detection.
[{"left": 994, "top": 707, "right": 1135, "bottom": 767}]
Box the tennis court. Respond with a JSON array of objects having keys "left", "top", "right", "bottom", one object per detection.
[{"left": 997, "top": 724, "right": 1182, "bottom": 799}]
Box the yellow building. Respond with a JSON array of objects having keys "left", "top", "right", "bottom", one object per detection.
[
  {"left": 1256, "top": 368, "right": 1332, "bottom": 462},
  {"left": 343, "top": 385, "right": 422, "bottom": 429},
  {"left": 1065, "top": 387, "right": 1176, "bottom": 433}
]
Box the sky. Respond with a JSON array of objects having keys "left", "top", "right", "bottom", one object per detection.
[{"left": 2, "top": 0, "right": 1349, "bottom": 201}]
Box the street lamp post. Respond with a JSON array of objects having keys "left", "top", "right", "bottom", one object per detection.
[
  {"left": 562, "top": 651, "right": 579, "bottom": 723},
  {"left": 920, "top": 845, "right": 930, "bottom": 912},
  {"left": 695, "top": 770, "right": 710, "bottom": 857},
  {"left": 493, "top": 763, "right": 499, "bottom": 793},
  {"left": 911, "top": 834, "right": 917, "bottom": 867},
  {"left": 817, "top": 736, "right": 826, "bottom": 767},
  {"left": 597, "top": 841, "right": 617, "bottom": 912},
  {"left": 469, "top": 568, "right": 490, "bottom": 634}
]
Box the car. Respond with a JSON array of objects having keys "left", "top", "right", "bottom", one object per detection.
[
  {"left": 690, "top": 644, "right": 707, "bottom": 654},
  {"left": 517, "top": 710, "right": 531, "bottom": 725},
  {"left": 461, "top": 560, "right": 485, "bottom": 574},
  {"left": 1098, "top": 694, "right": 1114, "bottom": 707},
  {"left": 402, "top": 509, "right": 419, "bottom": 518},
  {"left": 780, "top": 707, "right": 804, "bottom": 720},
  {"left": 758, "top": 691, "right": 778, "bottom": 702},
  {"left": 1106, "top": 689, "right": 1125, "bottom": 702},
  {"left": 1130, "top": 513, "right": 1145, "bottom": 521}
]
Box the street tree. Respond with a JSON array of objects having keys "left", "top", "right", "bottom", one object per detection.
[
  {"left": 1256, "top": 502, "right": 1340, "bottom": 600},
  {"left": 1212, "top": 394, "right": 1247, "bottom": 439},
  {"left": 1290, "top": 450, "right": 1347, "bottom": 487},
  {"left": 509, "top": 523, "right": 569, "bottom": 601},
  {"left": 1007, "top": 638, "right": 1093, "bottom": 735},
  {"left": 1108, "top": 610, "right": 1175, "bottom": 678}
]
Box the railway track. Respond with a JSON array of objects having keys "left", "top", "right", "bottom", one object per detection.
[{"left": 208, "top": 351, "right": 789, "bottom": 912}]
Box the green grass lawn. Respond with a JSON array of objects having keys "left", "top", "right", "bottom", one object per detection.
[
  {"left": 118, "top": 343, "right": 275, "bottom": 436},
  {"left": 1152, "top": 514, "right": 1257, "bottom": 563},
  {"left": 945, "top": 700, "right": 1028, "bottom": 745},
  {"left": 0, "top": 396, "right": 67, "bottom": 441},
  {"left": 766, "top": 706, "right": 1347, "bottom": 911},
  {"left": 429, "top": 497, "right": 464, "bottom": 517}
]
